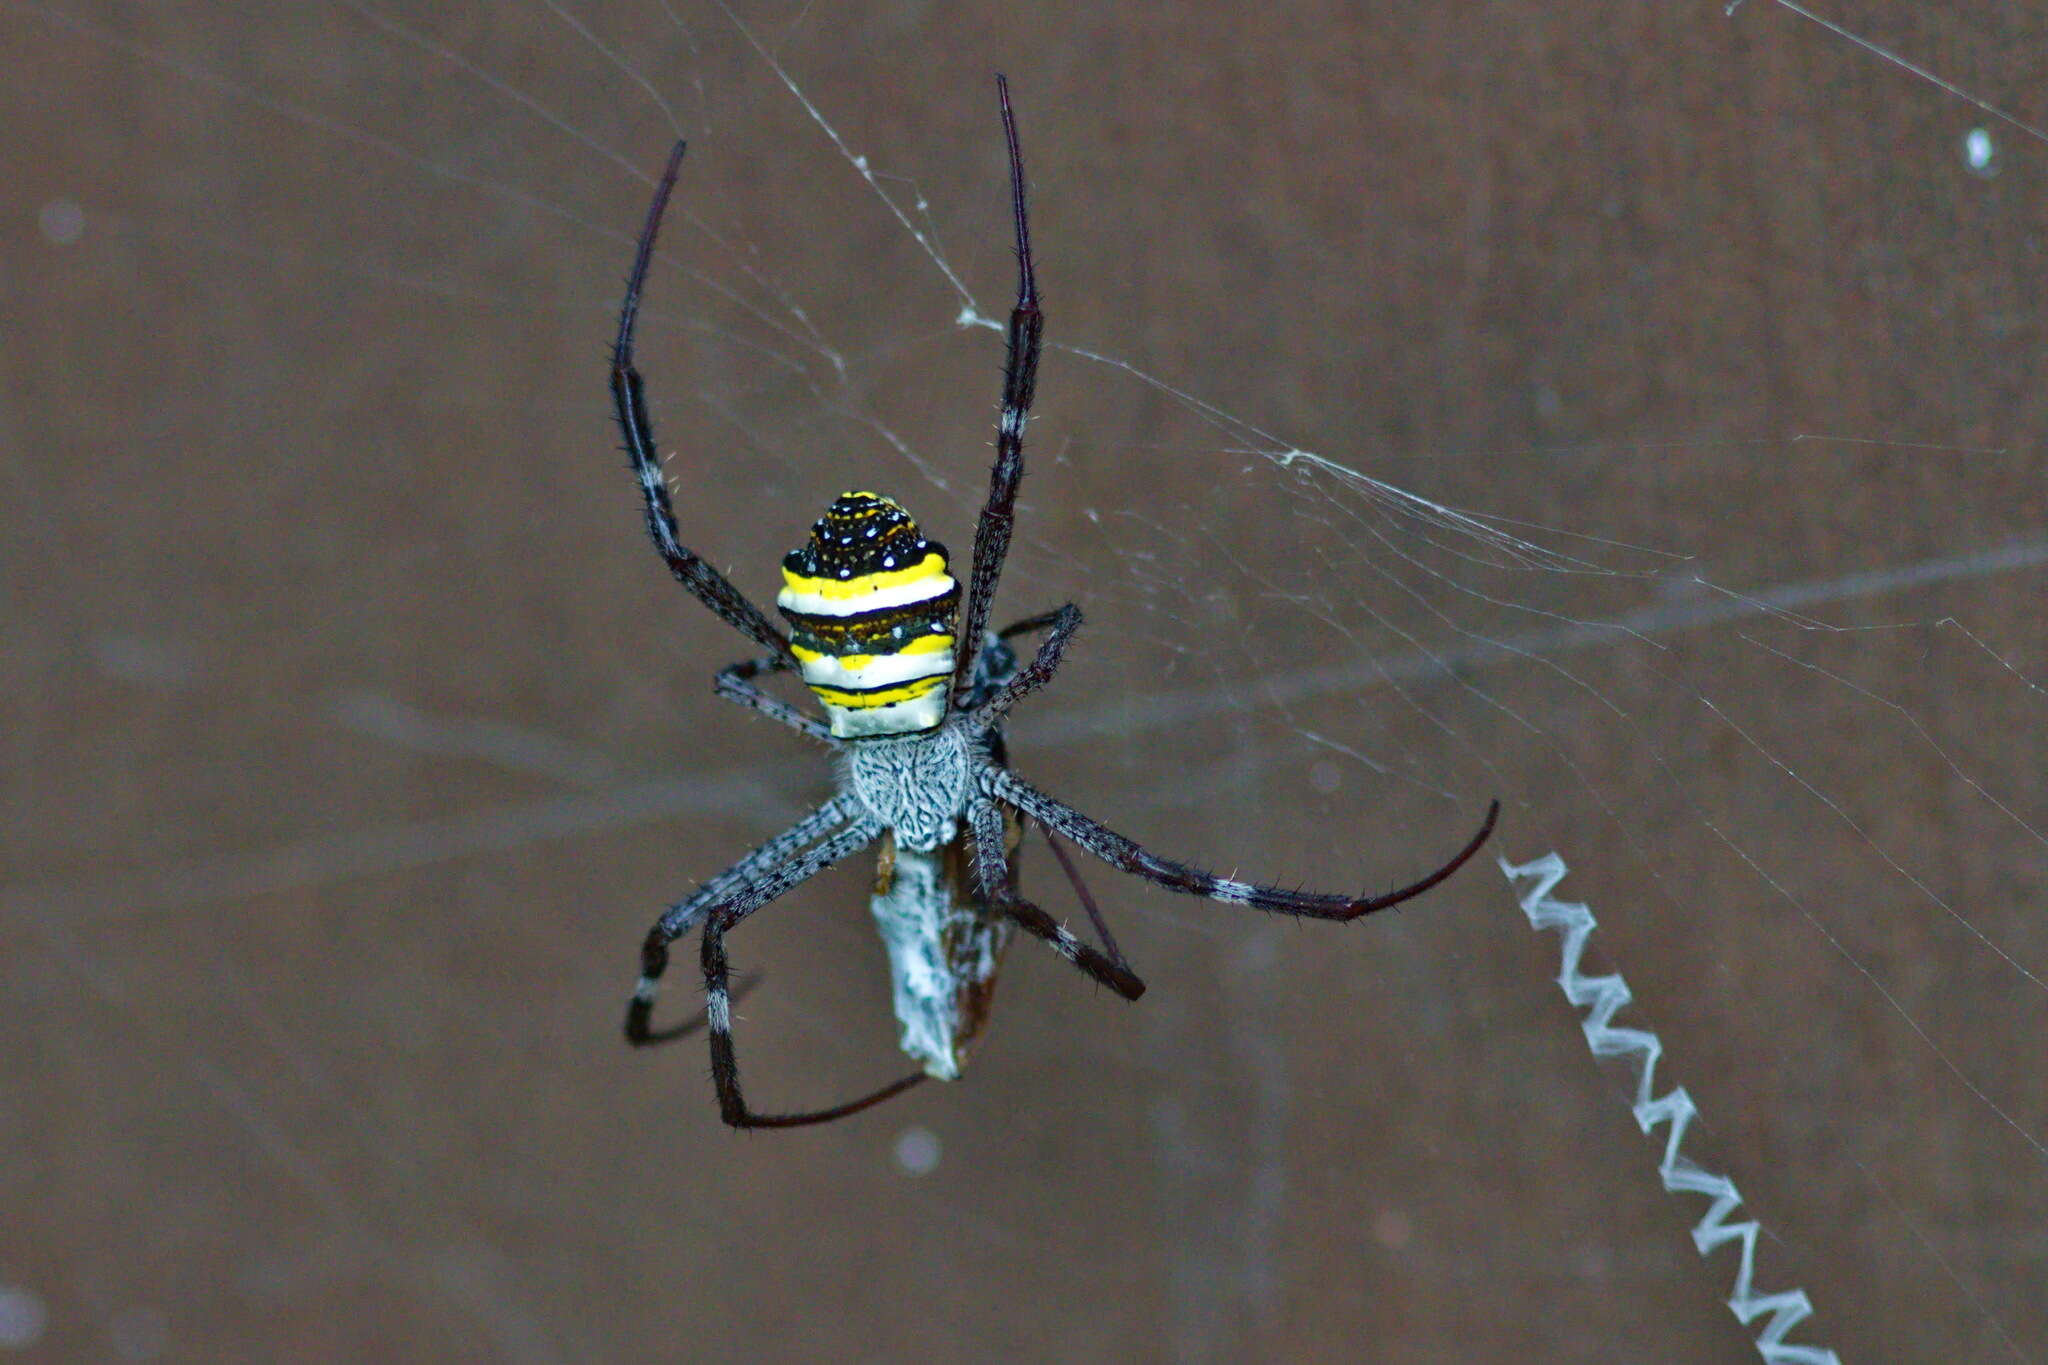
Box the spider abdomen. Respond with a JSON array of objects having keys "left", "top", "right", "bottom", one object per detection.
[{"left": 776, "top": 492, "right": 960, "bottom": 739}]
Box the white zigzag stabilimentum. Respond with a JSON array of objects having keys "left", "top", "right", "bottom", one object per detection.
[{"left": 1500, "top": 852, "right": 1842, "bottom": 1365}]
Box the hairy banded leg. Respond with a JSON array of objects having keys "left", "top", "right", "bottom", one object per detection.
[
  {"left": 714, "top": 656, "right": 830, "bottom": 741},
  {"left": 951, "top": 610, "right": 1066, "bottom": 719},
  {"left": 990, "top": 770, "right": 1500, "bottom": 922},
  {"left": 954, "top": 610, "right": 1062, "bottom": 714},
  {"left": 969, "top": 604, "right": 1080, "bottom": 730},
  {"left": 625, "top": 795, "right": 857, "bottom": 1044},
  {"left": 625, "top": 972, "right": 764, "bottom": 1046},
  {"left": 997, "top": 609, "right": 1065, "bottom": 643},
  {"left": 1036, "top": 819, "right": 1124, "bottom": 964},
  {"left": 697, "top": 822, "right": 929, "bottom": 1129},
  {"left": 953, "top": 76, "right": 1045, "bottom": 701},
  {"left": 968, "top": 797, "right": 1144, "bottom": 1001},
  {"left": 612, "top": 140, "right": 797, "bottom": 667}
]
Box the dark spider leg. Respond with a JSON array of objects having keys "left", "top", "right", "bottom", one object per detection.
[
  {"left": 612, "top": 140, "right": 797, "bottom": 668},
  {"left": 714, "top": 656, "right": 830, "bottom": 741},
  {"left": 975, "top": 605, "right": 1114, "bottom": 959},
  {"left": 969, "top": 603, "right": 1080, "bottom": 730},
  {"left": 990, "top": 770, "right": 1501, "bottom": 922},
  {"left": 997, "top": 609, "right": 1065, "bottom": 642},
  {"left": 626, "top": 972, "right": 764, "bottom": 1045},
  {"left": 956, "top": 610, "right": 1062, "bottom": 715},
  {"left": 1037, "top": 818, "right": 1125, "bottom": 964},
  {"left": 626, "top": 795, "right": 856, "bottom": 1045},
  {"left": 953, "top": 75, "right": 1044, "bottom": 703},
  {"left": 697, "top": 822, "right": 930, "bottom": 1128},
  {"left": 968, "top": 796, "right": 1145, "bottom": 1001}
]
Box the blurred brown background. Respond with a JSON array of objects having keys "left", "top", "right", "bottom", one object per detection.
[{"left": 4, "top": 1, "right": 2045, "bottom": 1361}]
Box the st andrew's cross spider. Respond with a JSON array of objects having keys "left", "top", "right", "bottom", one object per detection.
[{"left": 612, "top": 78, "right": 1500, "bottom": 1128}]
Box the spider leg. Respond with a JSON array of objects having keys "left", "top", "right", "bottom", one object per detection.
[
  {"left": 627, "top": 971, "right": 764, "bottom": 1045},
  {"left": 1035, "top": 817, "right": 1125, "bottom": 964},
  {"left": 969, "top": 603, "right": 1080, "bottom": 730},
  {"left": 953, "top": 76, "right": 1044, "bottom": 703},
  {"left": 988, "top": 769, "right": 1500, "bottom": 922},
  {"left": 625, "top": 794, "right": 855, "bottom": 1045},
  {"left": 955, "top": 610, "right": 1063, "bottom": 715},
  {"left": 996, "top": 609, "right": 1065, "bottom": 642},
  {"left": 697, "top": 821, "right": 930, "bottom": 1129},
  {"left": 612, "top": 140, "right": 798, "bottom": 667},
  {"left": 968, "top": 796, "right": 1145, "bottom": 1001},
  {"left": 714, "top": 656, "right": 831, "bottom": 741}
]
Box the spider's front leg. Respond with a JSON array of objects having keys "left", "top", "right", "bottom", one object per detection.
[
  {"left": 953, "top": 75, "right": 1045, "bottom": 701},
  {"left": 612, "top": 139, "right": 799, "bottom": 668}
]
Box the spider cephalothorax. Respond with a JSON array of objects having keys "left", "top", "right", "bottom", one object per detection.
[
  {"left": 609, "top": 77, "right": 1500, "bottom": 1128},
  {"left": 777, "top": 492, "right": 960, "bottom": 738}
]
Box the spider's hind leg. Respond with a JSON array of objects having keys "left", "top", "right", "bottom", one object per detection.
[
  {"left": 991, "top": 771, "right": 1500, "bottom": 923},
  {"left": 967, "top": 795, "right": 1145, "bottom": 1001},
  {"left": 697, "top": 844, "right": 931, "bottom": 1128},
  {"left": 628, "top": 965, "right": 762, "bottom": 1046},
  {"left": 633, "top": 810, "right": 922, "bottom": 1130},
  {"left": 623, "top": 796, "right": 851, "bottom": 1046}
]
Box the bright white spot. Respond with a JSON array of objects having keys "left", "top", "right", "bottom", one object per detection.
[
  {"left": 852, "top": 155, "right": 868, "bottom": 172},
  {"left": 1308, "top": 760, "right": 1341, "bottom": 794},
  {"left": 1964, "top": 126, "right": 1996, "bottom": 176},
  {"left": 108, "top": 1305, "right": 167, "bottom": 1361},
  {"left": 37, "top": 198, "right": 84, "bottom": 245},
  {"left": 892, "top": 1125, "right": 942, "bottom": 1176},
  {"left": 0, "top": 1285, "right": 47, "bottom": 1349},
  {"left": 1371, "top": 1207, "right": 1412, "bottom": 1250}
]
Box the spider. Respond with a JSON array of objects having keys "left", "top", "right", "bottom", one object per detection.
[{"left": 613, "top": 76, "right": 1501, "bottom": 1129}]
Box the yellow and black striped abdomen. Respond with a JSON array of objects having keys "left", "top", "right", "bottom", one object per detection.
[{"left": 776, "top": 492, "right": 959, "bottom": 738}]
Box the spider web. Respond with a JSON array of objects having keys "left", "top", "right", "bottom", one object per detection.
[{"left": 4, "top": 2, "right": 2045, "bottom": 1361}]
